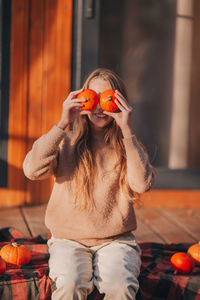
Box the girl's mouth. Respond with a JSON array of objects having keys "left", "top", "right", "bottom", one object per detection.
[{"left": 94, "top": 113, "right": 107, "bottom": 119}]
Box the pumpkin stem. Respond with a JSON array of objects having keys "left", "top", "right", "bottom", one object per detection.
[
  {"left": 12, "top": 242, "right": 19, "bottom": 247},
  {"left": 108, "top": 96, "right": 112, "bottom": 101}
]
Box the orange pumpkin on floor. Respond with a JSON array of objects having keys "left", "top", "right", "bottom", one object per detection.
[
  {"left": 0, "top": 257, "right": 6, "bottom": 274},
  {"left": 170, "top": 252, "right": 194, "bottom": 274},
  {"left": 0, "top": 242, "right": 31, "bottom": 265},
  {"left": 99, "top": 89, "right": 118, "bottom": 112},
  {"left": 77, "top": 89, "right": 99, "bottom": 111},
  {"left": 187, "top": 242, "right": 200, "bottom": 265}
]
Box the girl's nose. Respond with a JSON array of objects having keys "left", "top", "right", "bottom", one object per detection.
[{"left": 94, "top": 102, "right": 103, "bottom": 112}]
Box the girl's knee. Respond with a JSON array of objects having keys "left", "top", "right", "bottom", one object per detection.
[
  {"left": 96, "top": 275, "right": 139, "bottom": 299},
  {"left": 55, "top": 275, "right": 76, "bottom": 291},
  {"left": 50, "top": 274, "right": 93, "bottom": 299}
]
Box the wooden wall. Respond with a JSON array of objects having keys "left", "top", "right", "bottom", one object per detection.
[{"left": 0, "top": 0, "right": 73, "bottom": 206}]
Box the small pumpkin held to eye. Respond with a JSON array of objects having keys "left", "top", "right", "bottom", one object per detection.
[
  {"left": 99, "top": 89, "right": 119, "bottom": 112},
  {"left": 77, "top": 89, "right": 99, "bottom": 111},
  {"left": 0, "top": 242, "right": 32, "bottom": 265}
]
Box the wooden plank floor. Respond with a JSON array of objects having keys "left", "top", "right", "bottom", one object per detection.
[{"left": 0, "top": 204, "right": 199, "bottom": 243}]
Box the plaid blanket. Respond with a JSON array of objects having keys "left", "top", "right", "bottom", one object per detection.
[{"left": 0, "top": 227, "right": 199, "bottom": 300}]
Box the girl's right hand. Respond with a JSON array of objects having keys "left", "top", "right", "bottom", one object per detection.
[{"left": 57, "top": 89, "right": 90, "bottom": 130}]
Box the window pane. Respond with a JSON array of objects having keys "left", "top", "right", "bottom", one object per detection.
[{"left": 99, "top": 0, "right": 199, "bottom": 170}]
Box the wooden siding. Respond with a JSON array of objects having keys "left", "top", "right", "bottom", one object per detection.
[
  {"left": 0, "top": 0, "right": 73, "bottom": 206},
  {"left": 1, "top": 0, "right": 29, "bottom": 206}
]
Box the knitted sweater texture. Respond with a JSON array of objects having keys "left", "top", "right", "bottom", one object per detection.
[{"left": 23, "top": 125, "right": 150, "bottom": 246}]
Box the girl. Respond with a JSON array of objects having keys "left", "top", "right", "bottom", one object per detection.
[{"left": 23, "top": 68, "right": 154, "bottom": 300}]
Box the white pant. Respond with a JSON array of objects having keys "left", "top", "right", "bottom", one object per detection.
[{"left": 47, "top": 233, "right": 142, "bottom": 300}]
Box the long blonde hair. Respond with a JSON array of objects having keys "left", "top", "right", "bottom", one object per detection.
[{"left": 72, "top": 68, "right": 139, "bottom": 210}]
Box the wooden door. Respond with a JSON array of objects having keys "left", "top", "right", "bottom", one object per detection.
[{"left": 0, "top": 0, "right": 73, "bottom": 206}]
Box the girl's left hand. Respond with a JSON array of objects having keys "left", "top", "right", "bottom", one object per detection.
[{"left": 103, "top": 90, "right": 133, "bottom": 131}]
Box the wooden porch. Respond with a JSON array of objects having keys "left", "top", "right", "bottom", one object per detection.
[{"left": 0, "top": 204, "right": 199, "bottom": 243}]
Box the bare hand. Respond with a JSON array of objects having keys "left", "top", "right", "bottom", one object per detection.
[
  {"left": 103, "top": 90, "right": 133, "bottom": 132},
  {"left": 57, "top": 89, "right": 91, "bottom": 129}
]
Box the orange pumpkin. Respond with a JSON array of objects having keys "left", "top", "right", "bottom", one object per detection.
[
  {"left": 0, "top": 242, "right": 31, "bottom": 266},
  {"left": 99, "top": 89, "right": 118, "bottom": 112},
  {"left": 170, "top": 252, "right": 194, "bottom": 274},
  {"left": 0, "top": 257, "right": 6, "bottom": 274},
  {"left": 77, "top": 89, "right": 99, "bottom": 111},
  {"left": 187, "top": 242, "right": 200, "bottom": 265}
]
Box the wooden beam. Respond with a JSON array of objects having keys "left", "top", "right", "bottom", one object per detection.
[
  {"left": 140, "top": 190, "right": 200, "bottom": 207},
  {"left": 169, "top": 0, "right": 194, "bottom": 168}
]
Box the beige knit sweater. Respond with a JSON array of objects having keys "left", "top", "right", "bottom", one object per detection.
[{"left": 23, "top": 125, "right": 153, "bottom": 246}]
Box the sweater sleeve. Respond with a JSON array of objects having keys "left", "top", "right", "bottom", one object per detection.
[
  {"left": 122, "top": 135, "right": 154, "bottom": 194},
  {"left": 23, "top": 125, "right": 66, "bottom": 180}
]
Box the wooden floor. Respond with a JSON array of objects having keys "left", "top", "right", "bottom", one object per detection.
[{"left": 0, "top": 204, "right": 199, "bottom": 243}]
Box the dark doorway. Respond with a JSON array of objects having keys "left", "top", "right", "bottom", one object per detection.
[{"left": 71, "top": 0, "right": 200, "bottom": 189}]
